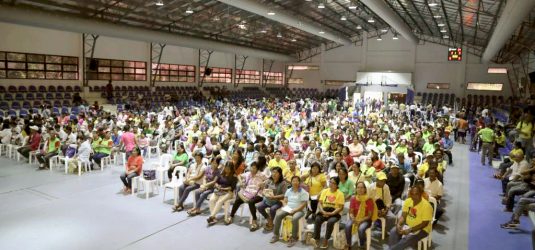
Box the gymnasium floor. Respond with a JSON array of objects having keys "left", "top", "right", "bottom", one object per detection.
[{"left": 0, "top": 143, "right": 527, "bottom": 250}]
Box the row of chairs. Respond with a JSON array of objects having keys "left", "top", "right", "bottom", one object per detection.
[
  {"left": 0, "top": 85, "right": 81, "bottom": 93},
  {"left": 0, "top": 106, "right": 81, "bottom": 118},
  {"left": 2, "top": 92, "right": 74, "bottom": 101},
  {"left": 0, "top": 100, "right": 73, "bottom": 110}
]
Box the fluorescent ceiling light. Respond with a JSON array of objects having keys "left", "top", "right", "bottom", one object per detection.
[
  {"left": 277, "top": 32, "right": 282, "bottom": 38},
  {"left": 260, "top": 29, "right": 267, "bottom": 33},
  {"left": 356, "top": 25, "right": 362, "bottom": 30},
  {"left": 368, "top": 17, "right": 375, "bottom": 23},
  {"left": 213, "top": 16, "right": 220, "bottom": 21},
  {"left": 393, "top": 34, "right": 399, "bottom": 40},
  {"left": 291, "top": 38, "right": 297, "bottom": 42},
  {"left": 428, "top": 0, "right": 438, "bottom": 7},
  {"left": 318, "top": 2, "right": 325, "bottom": 9},
  {"left": 440, "top": 29, "right": 447, "bottom": 33},
  {"left": 488, "top": 67, "right": 508, "bottom": 74},
  {"left": 185, "top": 7, "right": 193, "bottom": 14},
  {"left": 288, "top": 65, "right": 320, "bottom": 70},
  {"left": 377, "top": 36, "right": 382, "bottom": 41},
  {"left": 437, "top": 23, "right": 445, "bottom": 27},
  {"left": 433, "top": 15, "right": 442, "bottom": 18},
  {"left": 341, "top": 16, "right": 347, "bottom": 21},
  {"left": 443, "top": 34, "right": 449, "bottom": 38},
  {"left": 381, "top": 28, "right": 388, "bottom": 32},
  {"left": 155, "top": 0, "right": 164, "bottom": 6},
  {"left": 319, "top": 30, "right": 325, "bottom": 34},
  {"left": 267, "top": 10, "right": 276, "bottom": 15}
]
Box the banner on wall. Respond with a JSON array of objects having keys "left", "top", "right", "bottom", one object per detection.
[{"left": 406, "top": 88, "right": 414, "bottom": 104}]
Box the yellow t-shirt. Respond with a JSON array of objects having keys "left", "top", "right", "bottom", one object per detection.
[
  {"left": 418, "top": 162, "right": 445, "bottom": 177},
  {"left": 319, "top": 188, "right": 345, "bottom": 210},
  {"left": 516, "top": 121, "right": 533, "bottom": 139},
  {"left": 268, "top": 158, "right": 288, "bottom": 172},
  {"left": 305, "top": 173, "right": 327, "bottom": 196},
  {"left": 283, "top": 168, "right": 302, "bottom": 183},
  {"left": 403, "top": 198, "right": 433, "bottom": 233}
]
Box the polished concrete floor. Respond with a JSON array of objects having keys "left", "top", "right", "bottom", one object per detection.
[{"left": 0, "top": 144, "right": 469, "bottom": 250}]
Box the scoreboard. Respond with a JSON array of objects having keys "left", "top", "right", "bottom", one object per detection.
[{"left": 448, "top": 47, "right": 462, "bottom": 61}]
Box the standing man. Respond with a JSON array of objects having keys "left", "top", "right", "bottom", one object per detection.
[
  {"left": 478, "top": 123, "right": 495, "bottom": 166},
  {"left": 106, "top": 80, "right": 113, "bottom": 101}
]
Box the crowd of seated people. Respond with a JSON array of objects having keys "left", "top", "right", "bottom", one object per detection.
[{"left": 0, "top": 93, "right": 463, "bottom": 249}]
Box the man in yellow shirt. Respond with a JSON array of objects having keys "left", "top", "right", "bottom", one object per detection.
[
  {"left": 389, "top": 186, "right": 433, "bottom": 250},
  {"left": 478, "top": 124, "right": 495, "bottom": 166},
  {"left": 268, "top": 150, "right": 288, "bottom": 172},
  {"left": 283, "top": 159, "right": 302, "bottom": 182}
]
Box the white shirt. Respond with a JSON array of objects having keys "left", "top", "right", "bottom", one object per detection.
[
  {"left": 509, "top": 159, "right": 530, "bottom": 181},
  {"left": 0, "top": 129, "right": 12, "bottom": 144},
  {"left": 77, "top": 140, "right": 92, "bottom": 162},
  {"left": 424, "top": 178, "right": 444, "bottom": 198}
]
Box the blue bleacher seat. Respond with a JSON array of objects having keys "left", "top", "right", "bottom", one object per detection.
[
  {"left": 70, "top": 114, "right": 77, "bottom": 120},
  {"left": 53, "top": 100, "right": 61, "bottom": 107},
  {"left": 61, "top": 107, "right": 69, "bottom": 114},
  {"left": 46, "top": 93, "right": 54, "bottom": 100},
  {"left": 65, "top": 86, "right": 73, "bottom": 92},
  {"left": 57, "top": 86, "right": 64, "bottom": 92},
  {"left": 11, "top": 102, "right": 20, "bottom": 110},
  {"left": 62, "top": 100, "right": 71, "bottom": 107},
  {"left": 0, "top": 110, "right": 4, "bottom": 118},
  {"left": 64, "top": 93, "right": 72, "bottom": 100},
  {"left": 0, "top": 102, "right": 8, "bottom": 110},
  {"left": 0, "top": 86, "right": 5, "bottom": 93},
  {"left": 4, "top": 93, "right": 13, "bottom": 101},
  {"left": 33, "top": 101, "right": 41, "bottom": 108},
  {"left": 8, "top": 86, "right": 16, "bottom": 93},
  {"left": 52, "top": 107, "right": 60, "bottom": 115},
  {"left": 35, "top": 93, "right": 44, "bottom": 100},
  {"left": 48, "top": 86, "right": 56, "bottom": 92},
  {"left": 28, "top": 85, "right": 37, "bottom": 92},
  {"left": 32, "top": 108, "right": 38, "bottom": 114},
  {"left": 15, "top": 93, "right": 24, "bottom": 101},
  {"left": 55, "top": 93, "right": 63, "bottom": 99},
  {"left": 74, "top": 86, "right": 81, "bottom": 92},
  {"left": 8, "top": 109, "right": 16, "bottom": 117},
  {"left": 38, "top": 86, "right": 46, "bottom": 92},
  {"left": 19, "top": 109, "right": 28, "bottom": 117},
  {"left": 26, "top": 93, "right": 34, "bottom": 100},
  {"left": 22, "top": 101, "right": 31, "bottom": 109},
  {"left": 71, "top": 106, "right": 79, "bottom": 115},
  {"left": 18, "top": 86, "right": 27, "bottom": 92}
]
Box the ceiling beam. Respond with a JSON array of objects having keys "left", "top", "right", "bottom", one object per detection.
[
  {"left": 216, "top": 0, "right": 352, "bottom": 45},
  {"left": 360, "top": 0, "right": 418, "bottom": 44},
  {"left": 0, "top": 4, "right": 295, "bottom": 61},
  {"left": 439, "top": 0, "right": 454, "bottom": 43},
  {"left": 482, "top": 0, "right": 535, "bottom": 63},
  {"left": 458, "top": 0, "right": 465, "bottom": 42},
  {"left": 472, "top": 0, "right": 481, "bottom": 46}
]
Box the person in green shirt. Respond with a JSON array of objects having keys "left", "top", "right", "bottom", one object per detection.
[
  {"left": 337, "top": 168, "right": 355, "bottom": 201},
  {"left": 168, "top": 144, "right": 189, "bottom": 181},
  {"left": 421, "top": 137, "right": 436, "bottom": 156},
  {"left": 395, "top": 140, "right": 408, "bottom": 155},
  {"left": 478, "top": 123, "right": 495, "bottom": 166},
  {"left": 93, "top": 131, "right": 113, "bottom": 168},
  {"left": 36, "top": 132, "right": 61, "bottom": 170}
]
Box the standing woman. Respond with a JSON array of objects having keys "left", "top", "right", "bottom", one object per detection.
[
  {"left": 207, "top": 162, "right": 238, "bottom": 226},
  {"left": 225, "top": 161, "right": 267, "bottom": 231},
  {"left": 344, "top": 182, "right": 374, "bottom": 250},
  {"left": 120, "top": 147, "right": 143, "bottom": 193},
  {"left": 302, "top": 162, "right": 327, "bottom": 219},
  {"left": 257, "top": 167, "right": 287, "bottom": 231}
]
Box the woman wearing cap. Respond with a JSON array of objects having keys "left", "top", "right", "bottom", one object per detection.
[
  {"left": 312, "top": 176, "right": 345, "bottom": 249},
  {"left": 368, "top": 172, "right": 395, "bottom": 233},
  {"left": 120, "top": 147, "right": 143, "bottom": 193}
]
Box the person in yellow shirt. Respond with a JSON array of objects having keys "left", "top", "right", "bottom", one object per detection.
[
  {"left": 283, "top": 159, "right": 302, "bottom": 183},
  {"left": 478, "top": 123, "right": 495, "bottom": 166},
  {"left": 268, "top": 151, "right": 288, "bottom": 172},
  {"left": 312, "top": 176, "right": 345, "bottom": 249},
  {"left": 302, "top": 163, "right": 327, "bottom": 217},
  {"left": 389, "top": 186, "right": 433, "bottom": 250}
]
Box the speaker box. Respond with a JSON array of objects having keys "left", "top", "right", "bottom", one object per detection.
[
  {"left": 204, "top": 67, "right": 212, "bottom": 76},
  {"left": 89, "top": 59, "right": 98, "bottom": 71}
]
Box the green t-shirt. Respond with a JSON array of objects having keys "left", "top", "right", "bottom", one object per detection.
[
  {"left": 338, "top": 179, "right": 355, "bottom": 198},
  {"left": 174, "top": 152, "right": 189, "bottom": 165},
  {"left": 422, "top": 142, "right": 435, "bottom": 155},
  {"left": 478, "top": 127, "right": 495, "bottom": 143}
]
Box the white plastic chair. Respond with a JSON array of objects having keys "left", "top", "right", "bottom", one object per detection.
[
  {"left": 101, "top": 155, "right": 112, "bottom": 171},
  {"left": 147, "top": 136, "right": 161, "bottom": 159},
  {"left": 280, "top": 215, "right": 306, "bottom": 241},
  {"left": 345, "top": 212, "right": 372, "bottom": 250},
  {"left": 162, "top": 166, "right": 187, "bottom": 205},
  {"left": 417, "top": 197, "right": 437, "bottom": 250},
  {"left": 414, "top": 151, "right": 424, "bottom": 165},
  {"left": 7, "top": 144, "right": 22, "bottom": 161},
  {"left": 401, "top": 177, "right": 411, "bottom": 200},
  {"left": 49, "top": 154, "right": 61, "bottom": 171},
  {"left": 77, "top": 159, "right": 91, "bottom": 176},
  {"left": 138, "top": 175, "right": 159, "bottom": 199},
  {"left": 154, "top": 153, "right": 174, "bottom": 186},
  {"left": 208, "top": 192, "right": 233, "bottom": 221}
]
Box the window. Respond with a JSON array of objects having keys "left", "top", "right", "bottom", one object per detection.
[
  {"left": 427, "top": 83, "right": 450, "bottom": 89},
  {"left": 152, "top": 63, "right": 195, "bottom": 83},
  {"left": 325, "top": 80, "right": 349, "bottom": 86},
  {"left": 86, "top": 58, "right": 146, "bottom": 81},
  {"left": 466, "top": 82, "right": 503, "bottom": 91},
  {"left": 200, "top": 67, "right": 232, "bottom": 83},
  {"left": 0, "top": 51, "right": 78, "bottom": 80},
  {"left": 236, "top": 69, "right": 260, "bottom": 84},
  {"left": 288, "top": 78, "right": 304, "bottom": 84},
  {"left": 263, "top": 71, "right": 283, "bottom": 85}
]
